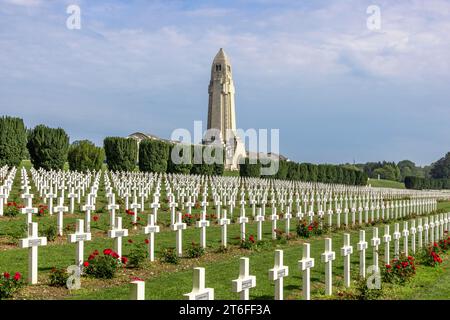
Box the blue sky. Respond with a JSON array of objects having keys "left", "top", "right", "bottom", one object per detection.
[{"left": 1, "top": 0, "right": 449, "bottom": 166}]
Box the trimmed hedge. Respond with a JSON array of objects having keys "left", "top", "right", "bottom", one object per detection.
[
  {"left": 167, "top": 143, "right": 193, "bottom": 174},
  {"left": 190, "top": 145, "right": 224, "bottom": 176},
  {"left": 405, "top": 176, "right": 450, "bottom": 190},
  {"left": 27, "top": 124, "right": 69, "bottom": 170},
  {"left": 68, "top": 140, "right": 105, "bottom": 172},
  {"left": 0, "top": 116, "right": 27, "bottom": 167},
  {"left": 138, "top": 139, "right": 170, "bottom": 173},
  {"left": 239, "top": 157, "right": 261, "bottom": 178},
  {"left": 104, "top": 137, "right": 137, "bottom": 171},
  {"left": 250, "top": 159, "right": 367, "bottom": 185}
]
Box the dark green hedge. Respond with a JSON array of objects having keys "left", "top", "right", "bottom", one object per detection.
[
  {"left": 0, "top": 116, "right": 27, "bottom": 167},
  {"left": 138, "top": 139, "right": 170, "bottom": 173},
  {"left": 405, "top": 176, "right": 450, "bottom": 190},
  {"left": 104, "top": 137, "right": 137, "bottom": 171},
  {"left": 27, "top": 124, "right": 69, "bottom": 170},
  {"left": 239, "top": 157, "right": 261, "bottom": 178},
  {"left": 249, "top": 159, "right": 367, "bottom": 185},
  {"left": 68, "top": 140, "right": 105, "bottom": 172}
]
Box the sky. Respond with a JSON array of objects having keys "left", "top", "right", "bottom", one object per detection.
[{"left": 0, "top": 0, "right": 449, "bottom": 166}]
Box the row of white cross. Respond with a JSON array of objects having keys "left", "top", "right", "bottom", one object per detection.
[{"left": 130, "top": 212, "right": 450, "bottom": 300}]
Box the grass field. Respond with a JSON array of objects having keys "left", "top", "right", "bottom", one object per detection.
[
  {"left": 368, "top": 178, "right": 406, "bottom": 189},
  {"left": 0, "top": 163, "right": 448, "bottom": 300}
]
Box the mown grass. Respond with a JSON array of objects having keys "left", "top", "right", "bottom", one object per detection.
[{"left": 368, "top": 178, "right": 405, "bottom": 189}]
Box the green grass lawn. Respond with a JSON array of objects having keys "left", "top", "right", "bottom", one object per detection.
[{"left": 368, "top": 178, "right": 406, "bottom": 189}]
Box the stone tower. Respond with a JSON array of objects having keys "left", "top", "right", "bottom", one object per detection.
[
  {"left": 207, "top": 48, "right": 236, "bottom": 142},
  {"left": 205, "top": 48, "right": 246, "bottom": 170}
]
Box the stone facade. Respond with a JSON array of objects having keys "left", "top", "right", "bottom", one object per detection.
[{"left": 205, "top": 48, "right": 246, "bottom": 170}]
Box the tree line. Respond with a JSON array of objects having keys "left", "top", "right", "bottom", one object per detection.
[{"left": 239, "top": 157, "right": 368, "bottom": 185}]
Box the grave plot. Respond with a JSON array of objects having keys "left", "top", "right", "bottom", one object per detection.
[{"left": 0, "top": 165, "right": 449, "bottom": 300}]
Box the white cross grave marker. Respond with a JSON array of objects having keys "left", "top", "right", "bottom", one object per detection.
[
  {"left": 232, "top": 257, "right": 256, "bottom": 300},
  {"left": 19, "top": 222, "right": 47, "bottom": 284}
]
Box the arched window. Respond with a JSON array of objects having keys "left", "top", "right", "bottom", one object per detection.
[{"left": 215, "top": 64, "right": 222, "bottom": 71}]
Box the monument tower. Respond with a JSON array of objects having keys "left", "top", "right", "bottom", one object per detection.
[{"left": 205, "top": 48, "right": 246, "bottom": 170}]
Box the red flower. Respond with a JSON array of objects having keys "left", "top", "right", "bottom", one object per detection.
[
  {"left": 112, "top": 252, "right": 119, "bottom": 259},
  {"left": 307, "top": 226, "right": 313, "bottom": 231},
  {"left": 407, "top": 256, "right": 413, "bottom": 261},
  {"left": 13, "top": 272, "right": 21, "bottom": 281},
  {"left": 103, "top": 248, "right": 113, "bottom": 255},
  {"left": 144, "top": 239, "right": 149, "bottom": 244},
  {"left": 131, "top": 276, "right": 144, "bottom": 281},
  {"left": 249, "top": 235, "right": 255, "bottom": 243},
  {"left": 93, "top": 250, "right": 99, "bottom": 256},
  {"left": 93, "top": 215, "right": 99, "bottom": 222},
  {"left": 128, "top": 239, "right": 133, "bottom": 244},
  {"left": 434, "top": 242, "right": 438, "bottom": 247},
  {"left": 121, "top": 257, "right": 128, "bottom": 264},
  {"left": 3, "top": 272, "right": 10, "bottom": 279},
  {"left": 385, "top": 264, "right": 391, "bottom": 269},
  {"left": 88, "top": 254, "right": 95, "bottom": 261},
  {"left": 83, "top": 261, "right": 89, "bottom": 267}
]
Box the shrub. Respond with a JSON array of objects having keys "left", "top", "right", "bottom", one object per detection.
[
  {"left": 27, "top": 124, "right": 69, "bottom": 170},
  {"left": 161, "top": 248, "right": 179, "bottom": 264},
  {"left": 84, "top": 249, "right": 124, "bottom": 279},
  {"left": 37, "top": 204, "right": 49, "bottom": 216},
  {"left": 42, "top": 224, "right": 58, "bottom": 242},
  {"left": 382, "top": 254, "right": 416, "bottom": 284},
  {"left": 104, "top": 137, "right": 137, "bottom": 172},
  {"left": 240, "top": 235, "right": 257, "bottom": 250},
  {"left": 296, "top": 220, "right": 326, "bottom": 238},
  {"left": 239, "top": 157, "right": 261, "bottom": 178},
  {"left": 417, "top": 243, "right": 443, "bottom": 267},
  {"left": 0, "top": 116, "right": 27, "bottom": 167},
  {"left": 0, "top": 272, "right": 24, "bottom": 299},
  {"left": 182, "top": 213, "right": 194, "bottom": 226},
  {"left": 125, "top": 239, "right": 148, "bottom": 268},
  {"left": 186, "top": 242, "right": 205, "bottom": 258},
  {"left": 49, "top": 267, "right": 69, "bottom": 287},
  {"left": 274, "top": 228, "right": 296, "bottom": 243},
  {"left": 68, "top": 140, "right": 105, "bottom": 172},
  {"left": 353, "top": 276, "right": 384, "bottom": 300},
  {"left": 4, "top": 202, "right": 22, "bottom": 217},
  {"left": 138, "top": 139, "right": 170, "bottom": 173},
  {"left": 167, "top": 143, "right": 193, "bottom": 174}
]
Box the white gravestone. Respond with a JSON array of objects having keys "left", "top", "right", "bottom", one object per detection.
[
  {"left": 371, "top": 227, "right": 381, "bottom": 270},
  {"left": 357, "top": 230, "right": 368, "bottom": 278},
  {"left": 68, "top": 219, "right": 91, "bottom": 267},
  {"left": 171, "top": 211, "right": 187, "bottom": 257},
  {"left": 393, "top": 223, "right": 401, "bottom": 258},
  {"left": 130, "top": 280, "right": 145, "bottom": 300},
  {"left": 108, "top": 217, "right": 128, "bottom": 258},
  {"left": 184, "top": 267, "right": 214, "bottom": 300},
  {"left": 255, "top": 208, "right": 265, "bottom": 241},
  {"left": 19, "top": 222, "right": 47, "bottom": 284},
  {"left": 219, "top": 209, "right": 231, "bottom": 248},
  {"left": 340, "top": 233, "right": 353, "bottom": 288},
  {"left": 299, "top": 242, "right": 315, "bottom": 300},
  {"left": 321, "top": 238, "right": 335, "bottom": 295},
  {"left": 143, "top": 214, "right": 160, "bottom": 262},
  {"left": 54, "top": 198, "right": 68, "bottom": 236},
  {"left": 268, "top": 249, "right": 289, "bottom": 300},
  {"left": 383, "top": 225, "right": 392, "bottom": 263},
  {"left": 196, "top": 205, "right": 210, "bottom": 248},
  {"left": 232, "top": 257, "right": 256, "bottom": 300}
]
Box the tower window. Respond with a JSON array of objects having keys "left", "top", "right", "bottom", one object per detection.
[
  {"left": 227, "top": 65, "right": 231, "bottom": 72},
  {"left": 215, "top": 64, "right": 221, "bottom": 71}
]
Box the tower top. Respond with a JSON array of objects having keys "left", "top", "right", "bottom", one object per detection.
[{"left": 213, "top": 48, "right": 229, "bottom": 64}]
